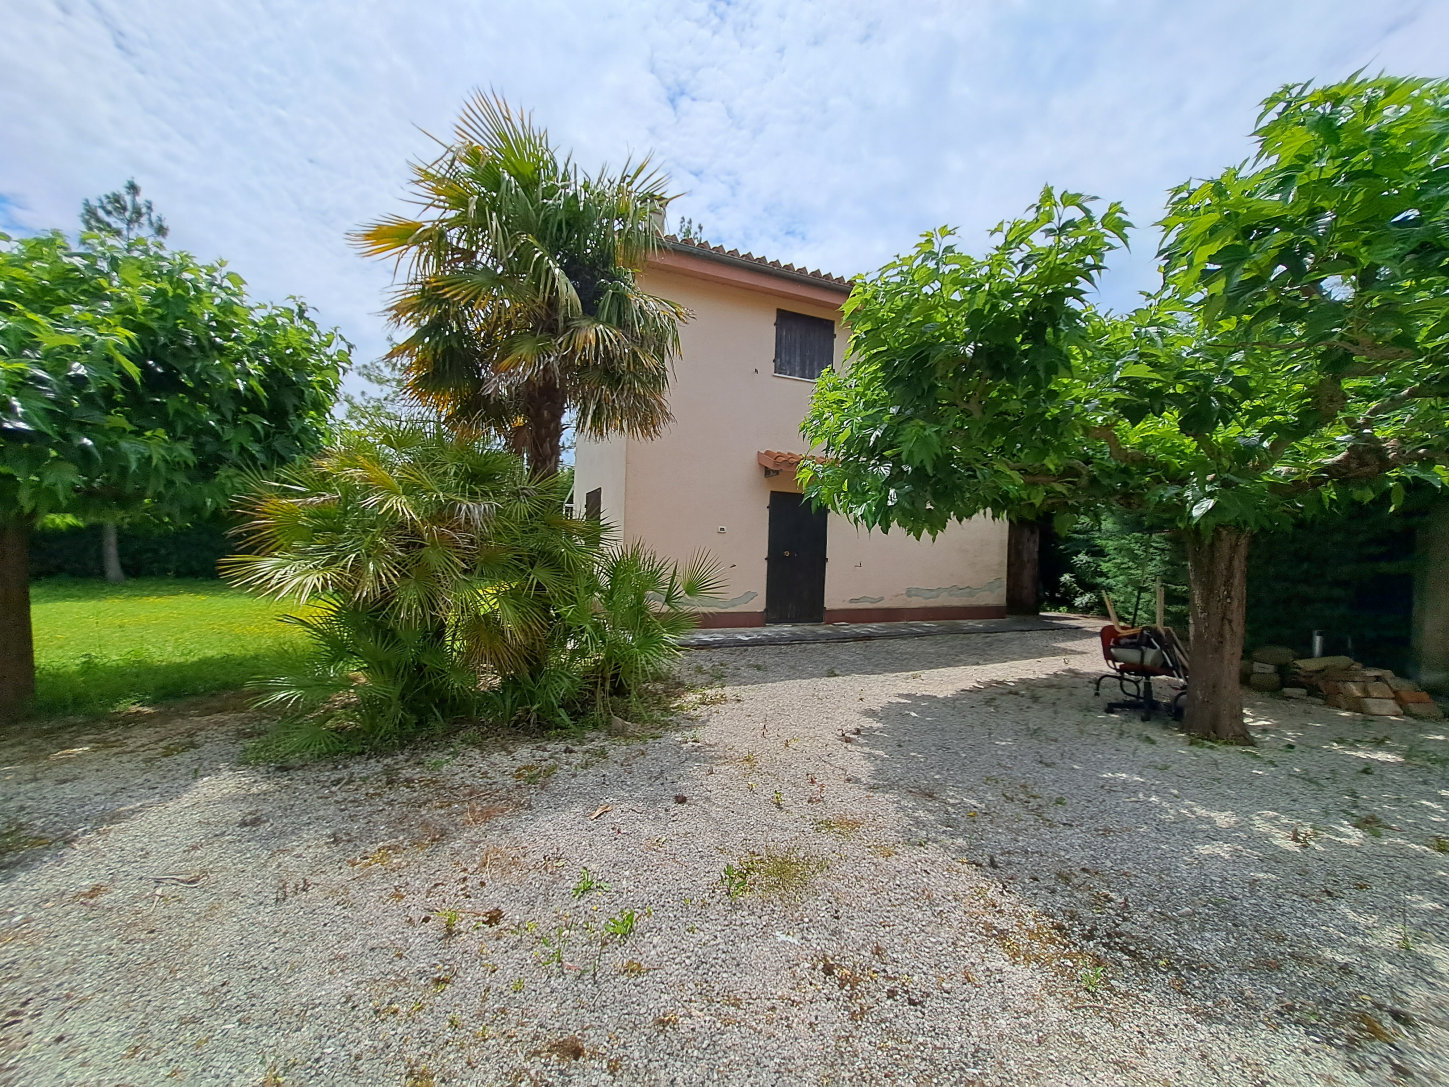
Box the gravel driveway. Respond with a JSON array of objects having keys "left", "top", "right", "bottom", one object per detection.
[{"left": 2, "top": 619, "right": 1446, "bottom": 1086}]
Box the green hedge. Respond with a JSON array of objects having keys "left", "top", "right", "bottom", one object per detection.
[
  {"left": 1244, "top": 500, "right": 1420, "bottom": 672},
  {"left": 30, "top": 521, "right": 233, "bottom": 580},
  {"left": 1044, "top": 494, "right": 1426, "bottom": 674}
]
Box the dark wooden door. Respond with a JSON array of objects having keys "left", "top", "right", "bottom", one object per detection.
[{"left": 765, "top": 491, "right": 828, "bottom": 624}]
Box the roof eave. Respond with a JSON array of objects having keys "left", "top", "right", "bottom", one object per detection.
[{"left": 658, "top": 238, "right": 852, "bottom": 296}]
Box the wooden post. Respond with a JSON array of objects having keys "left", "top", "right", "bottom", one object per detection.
[{"left": 1006, "top": 518, "right": 1042, "bottom": 615}]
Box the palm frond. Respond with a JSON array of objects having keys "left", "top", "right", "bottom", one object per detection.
[{"left": 353, "top": 91, "right": 687, "bottom": 471}]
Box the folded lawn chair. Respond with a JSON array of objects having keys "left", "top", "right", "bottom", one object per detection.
[{"left": 1092, "top": 592, "right": 1190, "bottom": 721}]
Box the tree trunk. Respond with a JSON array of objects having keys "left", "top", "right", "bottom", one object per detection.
[
  {"left": 521, "top": 377, "right": 566, "bottom": 477},
  {"left": 0, "top": 516, "right": 35, "bottom": 721},
  {"left": 1183, "top": 524, "right": 1252, "bottom": 745},
  {"left": 101, "top": 521, "right": 126, "bottom": 583},
  {"left": 1006, "top": 518, "right": 1042, "bottom": 615}
]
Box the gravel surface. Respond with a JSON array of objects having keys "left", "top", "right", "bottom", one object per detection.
[{"left": 2, "top": 620, "right": 1446, "bottom": 1086}]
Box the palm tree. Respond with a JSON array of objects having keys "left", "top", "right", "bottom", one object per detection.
[
  {"left": 355, "top": 94, "right": 689, "bottom": 476},
  {"left": 224, "top": 423, "right": 722, "bottom": 755}
]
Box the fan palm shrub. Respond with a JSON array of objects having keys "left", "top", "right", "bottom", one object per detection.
[
  {"left": 224, "top": 425, "right": 720, "bottom": 757},
  {"left": 355, "top": 94, "right": 689, "bottom": 476}
]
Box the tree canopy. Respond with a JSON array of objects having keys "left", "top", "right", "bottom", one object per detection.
[
  {"left": 1, "top": 232, "right": 347, "bottom": 522},
  {"left": 800, "top": 187, "right": 1131, "bottom": 536},
  {"left": 801, "top": 74, "right": 1449, "bottom": 742},
  {"left": 355, "top": 93, "right": 689, "bottom": 476},
  {"left": 80, "top": 178, "right": 169, "bottom": 243},
  {"left": 0, "top": 230, "right": 348, "bottom": 716}
]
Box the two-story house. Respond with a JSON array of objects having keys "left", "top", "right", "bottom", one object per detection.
[{"left": 573, "top": 237, "right": 1007, "bottom": 628}]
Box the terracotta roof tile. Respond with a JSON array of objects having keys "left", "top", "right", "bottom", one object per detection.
[
  {"left": 757, "top": 449, "right": 805, "bottom": 473},
  {"left": 664, "top": 236, "right": 852, "bottom": 291}
]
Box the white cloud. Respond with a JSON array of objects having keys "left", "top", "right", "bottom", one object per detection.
[{"left": 3, "top": 0, "right": 1446, "bottom": 374}]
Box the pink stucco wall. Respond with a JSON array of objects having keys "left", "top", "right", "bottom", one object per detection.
[{"left": 573, "top": 256, "right": 1007, "bottom": 622}]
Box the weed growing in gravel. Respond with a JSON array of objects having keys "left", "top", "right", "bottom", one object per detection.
[
  {"left": 423, "top": 748, "right": 459, "bottom": 771},
  {"left": 1397, "top": 904, "right": 1416, "bottom": 951},
  {"left": 348, "top": 846, "right": 394, "bottom": 869},
  {"left": 510, "top": 977, "right": 525, "bottom": 993},
  {"left": 1080, "top": 965, "right": 1107, "bottom": 993},
  {"left": 604, "top": 909, "right": 638, "bottom": 940},
  {"left": 721, "top": 863, "right": 750, "bottom": 899},
  {"left": 537, "top": 923, "right": 573, "bottom": 967},
  {"left": 814, "top": 815, "right": 865, "bottom": 837},
  {"left": 572, "top": 867, "right": 611, "bottom": 898},
  {"left": 771, "top": 789, "right": 784, "bottom": 810},
  {"left": 683, "top": 685, "right": 731, "bottom": 711},
  {"left": 693, "top": 662, "right": 728, "bottom": 683},
  {"left": 438, "top": 909, "right": 461, "bottom": 937},
  {"left": 1353, "top": 813, "right": 1388, "bottom": 838},
  {"left": 721, "top": 849, "right": 827, "bottom": 902},
  {"left": 1432, "top": 836, "right": 1449, "bottom": 854},
  {"left": 513, "top": 763, "right": 558, "bottom": 785}
]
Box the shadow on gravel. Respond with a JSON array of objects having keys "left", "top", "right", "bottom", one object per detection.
[
  {"left": 855, "top": 674, "right": 1449, "bottom": 1082},
  {"left": 685, "top": 624, "right": 1100, "bottom": 687},
  {"left": 0, "top": 695, "right": 271, "bottom": 876}
]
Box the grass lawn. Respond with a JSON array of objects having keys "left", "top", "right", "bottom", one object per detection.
[{"left": 30, "top": 578, "right": 308, "bottom": 718}]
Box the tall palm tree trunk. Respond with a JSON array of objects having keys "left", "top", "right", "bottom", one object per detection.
[{"left": 521, "top": 377, "right": 566, "bottom": 477}]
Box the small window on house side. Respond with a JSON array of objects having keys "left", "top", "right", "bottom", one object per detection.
[
  {"left": 584, "top": 487, "right": 602, "bottom": 522},
  {"left": 773, "top": 310, "right": 835, "bottom": 380}
]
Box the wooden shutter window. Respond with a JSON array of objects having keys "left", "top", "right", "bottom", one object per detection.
[{"left": 773, "top": 310, "right": 835, "bottom": 380}]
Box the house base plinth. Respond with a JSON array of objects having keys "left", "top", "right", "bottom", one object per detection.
[{"left": 691, "top": 605, "right": 1007, "bottom": 629}]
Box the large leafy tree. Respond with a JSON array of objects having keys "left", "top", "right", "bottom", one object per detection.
[
  {"left": 80, "top": 178, "right": 172, "bottom": 581},
  {"left": 355, "top": 93, "right": 689, "bottom": 476},
  {"left": 0, "top": 232, "right": 348, "bottom": 719},
  {"left": 802, "top": 75, "right": 1449, "bottom": 744}
]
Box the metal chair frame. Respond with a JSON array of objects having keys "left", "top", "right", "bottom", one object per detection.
[{"left": 1094, "top": 625, "right": 1188, "bottom": 722}]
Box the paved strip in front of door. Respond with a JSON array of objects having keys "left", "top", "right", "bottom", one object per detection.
[{"left": 679, "top": 615, "right": 1097, "bottom": 649}]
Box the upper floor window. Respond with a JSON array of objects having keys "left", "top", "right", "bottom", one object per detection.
[{"left": 773, "top": 309, "right": 834, "bottom": 381}]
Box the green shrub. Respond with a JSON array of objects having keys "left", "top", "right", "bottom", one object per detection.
[
  {"left": 1045, "top": 510, "right": 1188, "bottom": 629},
  {"left": 225, "top": 425, "right": 721, "bottom": 757}
]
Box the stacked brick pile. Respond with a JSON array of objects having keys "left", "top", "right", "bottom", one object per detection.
[
  {"left": 1243, "top": 647, "right": 1445, "bottom": 719},
  {"left": 1290, "top": 656, "right": 1443, "bottom": 719}
]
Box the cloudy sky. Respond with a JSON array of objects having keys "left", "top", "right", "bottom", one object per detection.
[{"left": 4, "top": 1, "right": 1447, "bottom": 379}]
